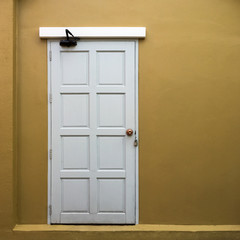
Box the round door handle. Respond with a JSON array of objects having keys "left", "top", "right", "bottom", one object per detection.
[{"left": 126, "top": 129, "right": 134, "bottom": 136}]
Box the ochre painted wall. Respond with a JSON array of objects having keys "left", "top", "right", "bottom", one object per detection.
[
  {"left": 16, "top": 0, "right": 240, "bottom": 225},
  {"left": 0, "top": 0, "right": 15, "bottom": 232}
]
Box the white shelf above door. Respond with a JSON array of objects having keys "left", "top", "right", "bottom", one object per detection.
[{"left": 39, "top": 27, "right": 146, "bottom": 38}]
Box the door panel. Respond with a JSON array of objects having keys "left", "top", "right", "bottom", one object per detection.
[
  {"left": 98, "top": 136, "right": 125, "bottom": 170},
  {"left": 98, "top": 94, "right": 125, "bottom": 127},
  {"left": 61, "top": 51, "right": 89, "bottom": 85},
  {"left": 50, "top": 40, "right": 137, "bottom": 224},
  {"left": 97, "top": 51, "right": 125, "bottom": 85},
  {"left": 62, "top": 136, "right": 89, "bottom": 169},
  {"left": 62, "top": 179, "right": 90, "bottom": 212},
  {"left": 62, "top": 94, "right": 89, "bottom": 127}
]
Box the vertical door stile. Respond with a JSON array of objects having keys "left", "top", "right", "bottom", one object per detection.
[
  {"left": 51, "top": 42, "right": 62, "bottom": 223},
  {"left": 125, "top": 42, "right": 136, "bottom": 223}
]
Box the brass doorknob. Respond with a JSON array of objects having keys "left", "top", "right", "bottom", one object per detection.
[{"left": 126, "top": 129, "right": 134, "bottom": 136}]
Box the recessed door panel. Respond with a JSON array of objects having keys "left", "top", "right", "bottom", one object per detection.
[
  {"left": 61, "top": 51, "right": 89, "bottom": 85},
  {"left": 62, "top": 94, "right": 89, "bottom": 127},
  {"left": 98, "top": 179, "right": 125, "bottom": 212},
  {"left": 62, "top": 179, "right": 90, "bottom": 212},
  {"left": 97, "top": 94, "right": 125, "bottom": 127},
  {"left": 62, "top": 136, "right": 89, "bottom": 169},
  {"left": 97, "top": 51, "right": 125, "bottom": 85},
  {"left": 98, "top": 136, "right": 125, "bottom": 170}
]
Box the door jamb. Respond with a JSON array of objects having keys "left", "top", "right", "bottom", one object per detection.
[
  {"left": 47, "top": 40, "right": 52, "bottom": 224},
  {"left": 135, "top": 40, "right": 139, "bottom": 224}
]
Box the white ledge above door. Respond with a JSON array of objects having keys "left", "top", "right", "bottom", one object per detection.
[{"left": 39, "top": 27, "right": 146, "bottom": 39}]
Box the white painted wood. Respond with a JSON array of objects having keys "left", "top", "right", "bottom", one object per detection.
[
  {"left": 98, "top": 136, "right": 125, "bottom": 169},
  {"left": 98, "top": 179, "right": 125, "bottom": 212},
  {"left": 135, "top": 41, "right": 139, "bottom": 224},
  {"left": 62, "top": 136, "right": 89, "bottom": 169},
  {"left": 98, "top": 94, "right": 125, "bottom": 127},
  {"left": 49, "top": 40, "right": 138, "bottom": 224},
  {"left": 97, "top": 51, "right": 125, "bottom": 85},
  {"left": 61, "top": 52, "right": 89, "bottom": 85},
  {"left": 62, "top": 179, "right": 90, "bottom": 212},
  {"left": 40, "top": 27, "right": 146, "bottom": 38},
  {"left": 47, "top": 41, "right": 52, "bottom": 224},
  {"left": 62, "top": 94, "right": 89, "bottom": 127}
]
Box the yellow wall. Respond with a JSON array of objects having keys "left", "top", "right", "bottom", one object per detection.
[
  {"left": 0, "top": 0, "right": 15, "bottom": 231},
  {"left": 9, "top": 0, "right": 240, "bottom": 226}
]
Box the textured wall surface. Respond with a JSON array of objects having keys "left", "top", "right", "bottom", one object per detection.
[
  {"left": 0, "top": 0, "right": 15, "bottom": 231},
  {"left": 14, "top": 0, "right": 240, "bottom": 225}
]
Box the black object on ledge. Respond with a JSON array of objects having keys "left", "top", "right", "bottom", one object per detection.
[{"left": 60, "top": 29, "right": 80, "bottom": 47}]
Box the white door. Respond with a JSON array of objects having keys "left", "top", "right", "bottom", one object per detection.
[{"left": 49, "top": 40, "right": 138, "bottom": 224}]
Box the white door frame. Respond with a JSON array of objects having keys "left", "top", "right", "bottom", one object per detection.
[{"left": 47, "top": 39, "right": 139, "bottom": 224}]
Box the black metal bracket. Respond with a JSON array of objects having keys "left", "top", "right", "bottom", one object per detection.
[{"left": 60, "top": 29, "right": 80, "bottom": 47}]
